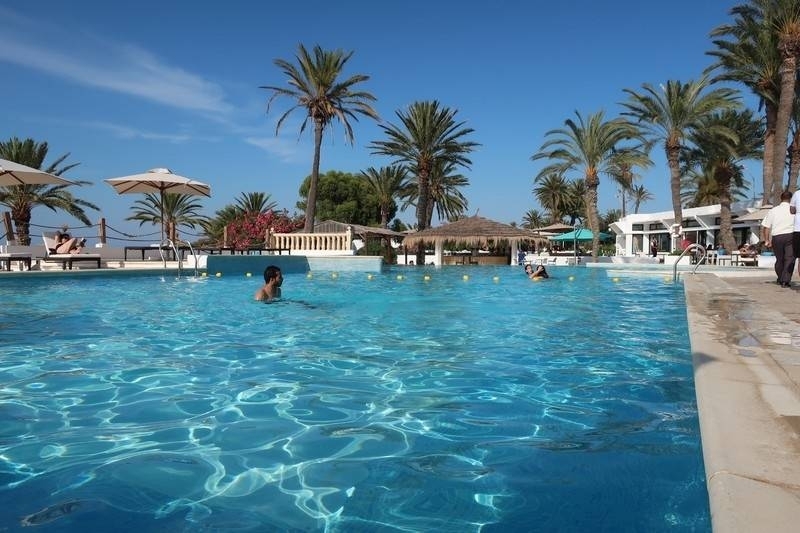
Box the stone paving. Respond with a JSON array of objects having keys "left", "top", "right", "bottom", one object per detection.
[{"left": 684, "top": 273, "right": 800, "bottom": 532}]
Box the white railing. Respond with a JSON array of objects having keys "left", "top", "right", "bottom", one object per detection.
[{"left": 269, "top": 227, "right": 354, "bottom": 256}]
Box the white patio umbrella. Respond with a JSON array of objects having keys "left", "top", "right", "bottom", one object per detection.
[
  {"left": 0, "top": 157, "right": 74, "bottom": 186},
  {"left": 104, "top": 167, "right": 211, "bottom": 242}
]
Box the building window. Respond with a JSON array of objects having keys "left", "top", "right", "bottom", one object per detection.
[
  {"left": 648, "top": 223, "right": 665, "bottom": 231},
  {"left": 632, "top": 224, "right": 644, "bottom": 231}
]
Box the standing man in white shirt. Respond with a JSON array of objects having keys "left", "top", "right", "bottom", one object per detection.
[{"left": 766, "top": 190, "right": 796, "bottom": 287}]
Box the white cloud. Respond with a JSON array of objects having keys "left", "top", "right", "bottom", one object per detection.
[
  {"left": 245, "top": 137, "right": 306, "bottom": 163},
  {"left": 0, "top": 7, "right": 233, "bottom": 115}
]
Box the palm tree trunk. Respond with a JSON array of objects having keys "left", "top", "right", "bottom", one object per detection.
[
  {"left": 584, "top": 179, "right": 600, "bottom": 261},
  {"left": 304, "top": 122, "right": 324, "bottom": 233},
  {"left": 415, "top": 170, "right": 430, "bottom": 266},
  {"left": 771, "top": 56, "right": 797, "bottom": 204},
  {"left": 666, "top": 142, "right": 683, "bottom": 251},
  {"left": 788, "top": 130, "right": 800, "bottom": 192},
  {"left": 11, "top": 208, "right": 31, "bottom": 245},
  {"left": 718, "top": 175, "right": 735, "bottom": 252},
  {"left": 762, "top": 104, "right": 777, "bottom": 204}
]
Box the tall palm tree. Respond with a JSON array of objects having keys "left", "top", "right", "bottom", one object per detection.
[
  {"left": 532, "top": 173, "right": 570, "bottom": 223},
  {"left": 371, "top": 100, "right": 478, "bottom": 265},
  {"left": 127, "top": 192, "right": 208, "bottom": 242},
  {"left": 0, "top": 137, "right": 98, "bottom": 245},
  {"left": 684, "top": 109, "right": 763, "bottom": 252},
  {"left": 629, "top": 184, "right": 654, "bottom": 213},
  {"left": 261, "top": 44, "right": 379, "bottom": 232},
  {"left": 234, "top": 192, "right": 278, "bottom": 215},
  {"left": 532, "top": 111, "right": 647, "bottom": 259},
  {"left": 360, "top": 166, "right": 405, "bottom": 227},
  {"left": 767, "top": 0, "right": 800, "bottom": 199},
  {"left": 622, "top": 75, "right": 740, "bottom": 238},
  {"left": 709, "top": 2, "right": 781, "bottom": 202}
]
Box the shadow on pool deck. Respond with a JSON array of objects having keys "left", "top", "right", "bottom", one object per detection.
[{"left": 684, "top": 274, "right": 800, "bottom": 532}]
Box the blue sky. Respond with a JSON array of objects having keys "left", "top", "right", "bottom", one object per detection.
[{"left": 0, "top": 1, "right": 755, "bottom": 242}]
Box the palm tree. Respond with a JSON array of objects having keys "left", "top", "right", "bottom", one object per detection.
[
  {"left": 126, "top": 192, "right": 208, "bottom": 242},
  {"left": 684, "top": 109, "right": 763, "bottom": 252},
  {"left": 564, "top": 178, "right": 588, "bottom": 226},
  {"left": 371, "top": 100, "right": 478, "bottom": 265},
  {"left": 234, "top": 192, "right": 277, "bottom": 215},
  {"left": 522, "top": 209, "right": 546, "bottom": 229},
  {"left": 426, "top": 159, "right": 469, "bottom": 226},
  {"left": 622, "top": 75, "right": 740, "bottom": 238},
  {"left": 261, "top": 44, "right": 379, "bottom": 232},
  {"left": 360, "top": 166, "right": 405, "bottom": 227},
  {"left": 629, "top": 184, "right": 654, "bottom": 213},
  {"left": 532, "top": 111, "right": 647, "bottom": 259},
  {"left": 709, "top": 2, "right": 781, "bottom": 202},
  {"left": 767, "top": 0, "right": 800, "bottom": 199},
  {"left": 0, "top": 137, "right": 98, "bottom": 245},
  {"left": 532, "top": 173, "right": 570, "bottom": 223}
]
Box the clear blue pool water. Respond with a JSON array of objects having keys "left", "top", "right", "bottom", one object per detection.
[{"left": 0, "top": 266, "right": 709, "bottom": 532}]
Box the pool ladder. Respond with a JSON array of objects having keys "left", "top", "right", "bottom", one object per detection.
[
  {"left": 158, "top": 238, "right": 199, "bottom": 278},
  {"left": 673, "top": 243, "right": 707, "bottom": 282}
]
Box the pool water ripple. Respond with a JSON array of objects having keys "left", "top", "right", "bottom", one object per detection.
[{"left": 0, "top": 267, "right": 709, "bottom": 531}]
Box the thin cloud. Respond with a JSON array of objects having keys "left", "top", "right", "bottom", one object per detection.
[
  {"left": 245, "top": 137, "right": 306, "bottom": 163},
  {"left": 83, "top": 121, "right": 222, "bottom": 144},
  {"left": 0, "top": 7, "right": 232, "bottom": 115}
]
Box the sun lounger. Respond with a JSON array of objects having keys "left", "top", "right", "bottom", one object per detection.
[
  {"left": 41, "top": 233, "right": 101, "bottom": 270},
  {"left": 0, "top": 252, "right": 32, "bottom": 271}
]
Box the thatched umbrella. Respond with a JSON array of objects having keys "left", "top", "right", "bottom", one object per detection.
[
  {"left": 403, "top": 216, "right": 533, "bottom": 248},
  {"left": 532, "top": 222, "right": 574, "bottom": 233},
  {"left": 402, "top": 216, "right": 536, "bottom": 265}
]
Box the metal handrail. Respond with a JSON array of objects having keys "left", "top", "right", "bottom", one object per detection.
[
  {"left": 673, "top": 243, "right": 707, "bottom": 282},
  {"left": 159, "top": 238, "right": 200, "bottom": 277}
]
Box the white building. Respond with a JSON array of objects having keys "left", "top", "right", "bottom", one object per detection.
[{"left": 609, "top": 199, "right": 765, "bottom": 256}]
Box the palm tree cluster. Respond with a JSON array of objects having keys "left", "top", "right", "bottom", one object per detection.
[{"left": 528, "top": 0, "right": 795, "bottom": 259}]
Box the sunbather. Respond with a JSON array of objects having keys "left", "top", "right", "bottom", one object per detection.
[{"left": 54, "top": 231, "right": 86, "bottom": 255}]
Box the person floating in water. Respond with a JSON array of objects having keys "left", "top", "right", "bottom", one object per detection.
[
  {"left": 524, "top": 263, "right": 549, "bottom": 279},
  {"left": 254, "top": 265, "right": 283, "bottom": 302}
]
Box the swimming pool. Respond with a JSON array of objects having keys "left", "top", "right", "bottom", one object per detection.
[{"left": 0, "top": 266, "right": 709, "bottom": 531}]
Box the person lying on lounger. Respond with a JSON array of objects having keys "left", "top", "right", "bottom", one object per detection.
[{"left": 54, "top": 231, "right": 86, "bottom": 255}]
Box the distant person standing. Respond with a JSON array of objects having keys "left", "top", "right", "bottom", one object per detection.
[
  {"left": 763, "top": 190, "right": 795, "bottom": 287},
  {"left": 650, "top": 238, "right": 658, "bottom": 257}
]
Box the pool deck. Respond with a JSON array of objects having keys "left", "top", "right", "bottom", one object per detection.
[{"left": 684, "top": 272, "right": 800, "bottom": 532}]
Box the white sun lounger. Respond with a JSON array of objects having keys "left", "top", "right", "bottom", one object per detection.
[
  {"left": 0, "top": 252, "right": 32, "bottom": 271},
  {"left": 41, "top": 233, "right": 101, "bottom": 270}
]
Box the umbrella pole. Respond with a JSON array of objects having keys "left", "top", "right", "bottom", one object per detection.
[{"left": 160, "top": 190, "right": 166, "bottom": 245}]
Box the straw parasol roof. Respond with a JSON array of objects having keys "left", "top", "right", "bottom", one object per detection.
[
  {"left": 402, "top": 216, "right": 534, "bottom": 248},
  {"left": 532, "top": 222, "right": 574, "bottom": 233}
]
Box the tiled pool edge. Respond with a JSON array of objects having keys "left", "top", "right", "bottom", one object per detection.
[{"left": 684, "top": 274, "right": 800, "bottom": 533}]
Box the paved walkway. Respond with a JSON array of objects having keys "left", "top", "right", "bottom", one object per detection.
[{"left": 684, "top": 273, "right": 800, "bottom": 532}]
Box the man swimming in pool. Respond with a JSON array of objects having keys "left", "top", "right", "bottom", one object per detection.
[{"left": 254, "top": 265, "right": 283, "bottom": 302}]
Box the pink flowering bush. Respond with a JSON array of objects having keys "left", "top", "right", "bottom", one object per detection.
[{"left": 227, "top": 210, "right": 304, "bottom": 249}]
